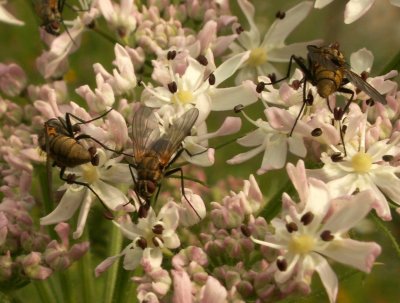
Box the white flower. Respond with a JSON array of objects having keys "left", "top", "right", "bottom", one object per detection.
[
  {"left": 230, "top": 0, "right": 321, "bottom": 84},
  {"left": 143, "top": 51, "right": 258, "bottom": 123},
  {"left": 0, "top": 2, "right": 24, "bottom": 26},
  {"left": 252, "top": 166, "right": 381, "bottom": 303},
  {"left": 95, "top": 203, "right": 180, "bottom": 274},
  {"left": 40, "top": 149, "right": 132, "bottom": 239}
]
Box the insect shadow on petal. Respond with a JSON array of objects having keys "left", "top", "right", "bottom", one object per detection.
[
  {"left": 39, "top": 108, "right": 127, "bottom": 214},
  {"left": 128, "top": 106, "right": 201, "bottom": 219},
  {"left": 258, "top": 42, "right": 386, "bottom": 156}
]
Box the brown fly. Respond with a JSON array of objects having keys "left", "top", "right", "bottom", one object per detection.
[
  {"left": 261, "top": 42, "right": 386, "bottom": 136},
  {"left": 129, "top": 106, "right": 199, "bottom": 218},
  {"left": 33, "top": 0, "right": 66, "bottom": 35}
]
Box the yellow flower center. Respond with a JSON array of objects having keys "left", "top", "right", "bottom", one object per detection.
[
  {"left": 351, "top": 152, "right": 372, "bottom": 173},
  {"left": 289, "top": 234, "right": 315, "bottom": 255},
  {"left": 171, "top": 90, "right": 194, "bottom": 105},
  {"left": 81, "top": 164, "right": 99, "bottom": 184},
  {"left": 247, "top": 48, "right": 267, "bottom": 67}
]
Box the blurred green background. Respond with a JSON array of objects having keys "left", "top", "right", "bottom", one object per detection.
[{"left": 1, "top": 0, "right": 400, "bottom": 302}]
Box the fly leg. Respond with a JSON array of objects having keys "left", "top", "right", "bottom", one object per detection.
[{"left": 165, "top": 167, "right": 201, "bottom": 220}]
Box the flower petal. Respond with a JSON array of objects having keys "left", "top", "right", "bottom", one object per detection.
[
  {"left": 344, "top": 0, "right": 375, "bottom": 24},
  {"left": 313, "top": 254, "right": 338, "bottom": 303},
  {"left": 210, "top": 81, "right": 257, "bottom": 111}
]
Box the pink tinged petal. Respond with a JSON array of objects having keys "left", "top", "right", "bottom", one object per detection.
[
  {"left": 92, "top": 180, "right": 129, "bottom": 210},
  {"left": 200, "top": 276, "right": 227, "bottom": 303},
  {"left": 274, "top": 253, "right": 300, "bottom": 283},
  {"left": 184, "top": 58, "right": 206, "bottom": 91},
  {"left": 207, "top": 116, "right": 242, "bottom": 137},
  {"left": 227, "top": 144, "right": 265, "bottom": 164},
  {"left": 213, "top": 51, "right": 250, "bottom": 86},
  {"left": 257, "top": 136, "right": 287, "bottom": 173},
  {"left": 95, "top": 254, "right": 123, "bottom": 277},
  {"left": 73, "top": 191, "right": 94, "bottom": 239},
  {"left": 288, "top": 136, "right": 307, "bottom": 157},
  {"left": 237, "top": 128, "right": 266, "bottom": 147},
  {"left": 98, "top": 0, "right": 115, "bottom": 21},
  {"left": 313, "top": 254, "right": 338, "bottom": 303},
  {"left": 372, "top": 171, "right": 400, "bottom": 206},
  {"left": 172, "top": 270, "right": 193, "bottom": 303},
  {"left": 350, "top": 48, "right": 373, "bottom": 74},
  {"left": 303, "top": 178, "right": 331, "bottom": 225},
  {"left": 197, "top": 20, "right": 217, "bottom": 51},
  {"left": 40, "top": 188, "right": 86, "bottom": 225},
  {"left": 142, "top": 248, "right": 163, "bottom": 269},
  {"left": 213, "top": 34, "right": 239, "bottom": 57},
  {"left": 55, "top": 223, "right": 70, "bottom": 247},
  {"left": 245, "top": 175, "right": 263, "bottom": 203},
  {"left": 266, "top": 107, "right": 312, "bottom": 135},
  {"left": 326, "top": 173, "right": 358, "bottom": 198},
  {"left": 158, "top": 202, "right": 180, "bottom": 231},
  {"left": 237, "top": 0, "right": 260, "bottom": 46},
  {"left": 321, "top": 239, "right": 381, "bottom": 273},
  {"left": 0, "top": 5, "right": 24, "bottom": 25},
  {"left": 210, "top": 80, "right": 258, "bottom": 111},
  {"left": 106, "top": 110, "right": 129, "bottom": 149},
  {"left": 178, "top": 189, "right": 206, "bottom": 227},
  {"left": 314, "top": 0, "right": 335, "bottom": 8},
  {"left": 286, "top": 160, "right": 309, "bottom": 203},
  {"left": 123, "top": 245, "right": 143, "bottom": 270},
  {"left": 344, "top": 0, "right": 375, "bottom": 24},
  {"left": 262, "top": 1, "right": 313, "bottom": 47},
  {"left": 323, "top": 191, "right": 375, "bottom": 233},
  {"left": 69, "top": 242, "right": 90, "bottom": 261}
]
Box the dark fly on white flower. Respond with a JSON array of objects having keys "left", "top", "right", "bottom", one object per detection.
[
  {"left": 129, "top": 106, "right": 200, "bottom": 218},
  {"left": 259, "top": 42, "right": 386, "bottom": 142},
  {"left": 32, "top": 0, "right": 65, "bottom": 35},
  {"left": 39, "top": 109, "right": 123, "bottom": 213}
]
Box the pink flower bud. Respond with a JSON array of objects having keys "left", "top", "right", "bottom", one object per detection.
[
  {"left": 0, "top": 63, "right": 27, "bottom": 97},
  {"left": 0, "top": 251, "right": 13, "bottom": 280}
]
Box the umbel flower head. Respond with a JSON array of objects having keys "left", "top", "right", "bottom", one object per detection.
[{"left": 252, "top": 161, "right": 381, "bottom": 303}]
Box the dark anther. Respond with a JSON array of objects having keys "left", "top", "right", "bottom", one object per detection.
[
  {"left": 311, "top": 128, "right": 322, "bottom": 137},
  {"left": 331, "top": 152, "right": 343, "bottom": 162},
  {"left": 360, "top": 71, "right": 369, "bottom": 81},
  {"left": 382, "top": 155, "right": 394, "bottom": 162},
  {"left": 197, "top": 55, "right": 208, "bottom": 66},
  {"left": 137, "top": 79, "right": 143, "bottom": 86},
  {"left": 167, "top": 81, "right": 178, "bottom": 93},
  {"left": 167, "top": 50, "right": 177, "bottom": 60},
  {"left": 91, "top": 154, "right": 99, "bottom": 166},
  {"left": 275, "top": 11, "right": 285, "bottom": 19},
  {"left": 256, "top": 82, "right": 266, "bottom": 93},
  {"left": 291, "top": 79, "right": 301, "bottom": 90},
  {"left": 152, "top": 224, "right": 164, "bottom": 235},
  {"left": 86, "top": 20, "right": 95, "bottom": 29},
  {"left": 320, "top": 230, "right": 334, "bottom": 241},
  {"left": 88, "top": 146, "right": 97, "bottom": 156},
  {"left": 136, "top": 237, "right": 147, "bottom": 249},
  {"left": 285, "top": 222, "right": 298, "bottom": 233},
  {"left": 352, "top": 188, "right": 360, "bottom": 195},
  {"left": 208, "top": 73, "right": 216, "bottom": 85},
  {"left": 276, "top": 258, "right": 287, "bottom": 271},
  {"left": 333, "top": 107, "right": 344, "bottom": 121},
  {"left": 66, "top": 174, "right": 76, "bottom": 184},
  {"left": 268, "top": 73, "right": 277, "bottom": 83},
  {"left": 305, "top": 91, "right": 314, "bottom": 105},
  {"left": 240, "top": 224, "right": 251, "bottom": 237},
  {"left": 138, "top": 205, "right": 149, "bottom": 218},
  {"left": 300, "top": 212, "right": 314, "bottom": 226},
  {"left": 152, "top": 236, "right": 164, "bottom": 247},
  {"left": 234, "top": 104, "right": 244, "bottom": 113},
  {"left": 366, "top": 98, "right": 375, "bottom": 106},
  {"left": 341, "top": 125, "right": 347, "bottom": 134},
  {"left": 236, "top": 25, "right": 244, "bottom": 34}
]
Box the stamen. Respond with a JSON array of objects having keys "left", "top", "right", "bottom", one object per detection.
[
  {"left": 208, "top": 73, "right": 216, "bottom": 85},
  {"left": 286, "top": 222, "right": 298, "bottom": 233},
  {"left": 311, "top": 128, "right": 322, "bottom": 137},
  {"left": 240, "top": 224, "right": 251, "bottom": 237},
  {"left": 320, "top": 230, "right": 334, "bottom": 241},
  {"left": 300, "top": 212, "right": 314, "bottom": 225},
  {"left": 168, "top": 81, "right": 178, "bottom": 93},
  {"left": 276, "top": 258, "right": 287, "bottom": 271},
  {"left": 152, "top": 224, "right": 164, "bottom": 235},
  {"left": 136, "top": 237, "right": 147, "bottom": 249}
]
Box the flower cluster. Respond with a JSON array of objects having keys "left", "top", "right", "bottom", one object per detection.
[{"left": 0, "top": 0, "right": 399, "bottom": 302}]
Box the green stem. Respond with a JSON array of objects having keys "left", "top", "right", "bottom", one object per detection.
[
  {"left": 380, "top": 50, "right": 400, "bottom": 75},
  {"left": 90, "top": 27, "right": 120, "bottom": 46},
  {"left": 371, "top": 212, "right": 400, "bottom": 258},
  {"left": 58, "top": 271, "right": 74, "bottom": 303},
  {"left": 102, "top": 223, "right": 123, "bottom": 303},
  {"left": 79, "top": 228, "right": 96, "bottom": 303},
  {"left": 33, "top": 281, "right": 54, "bottom": 303}
]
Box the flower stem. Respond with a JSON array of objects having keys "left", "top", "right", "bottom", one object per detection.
[
  {"left": 89, "top": 27, "right": 120, "bottom": 46},
  {"left": 58, "top": 270, "right": 75, "bottom": 303},
  {"left": 79, "top": 228, "right": 96, "bottom": 303},
  {"left": 371, "top": 212, "right": 400, "bottom": 258},
  {"left": 102, "top": 223, "right": 123, "bottom": 303},
  {"left": 33, "top": 280, "right": 54, "bottom": 303}
]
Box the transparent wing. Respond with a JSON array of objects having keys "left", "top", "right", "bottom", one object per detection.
[
  {"left": 344, "top": 70, "right": 387, "bottom": 104},
  {"left": 131, "top": 106, "right": 161, "bottom": 161},
  {"left": 151, "top": 108, "right": 199, "bottom": 165}
]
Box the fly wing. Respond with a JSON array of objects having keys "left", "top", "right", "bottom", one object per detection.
[
  {"left": 344, "top": 70, "right": 387, "bottom": 105},
  {"left": 151, "top": 108, "right": 199, "bottom": 165},
  {"left": 131, "top": 106, "right": 161, "bottom": 161}
]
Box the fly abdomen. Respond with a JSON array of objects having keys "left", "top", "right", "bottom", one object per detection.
[
  {"left": 49, "top": 135, "right": 91, "bottom": 167},
  {"left": 315, "top": 67, "right": 344, "bottom": 98}
]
